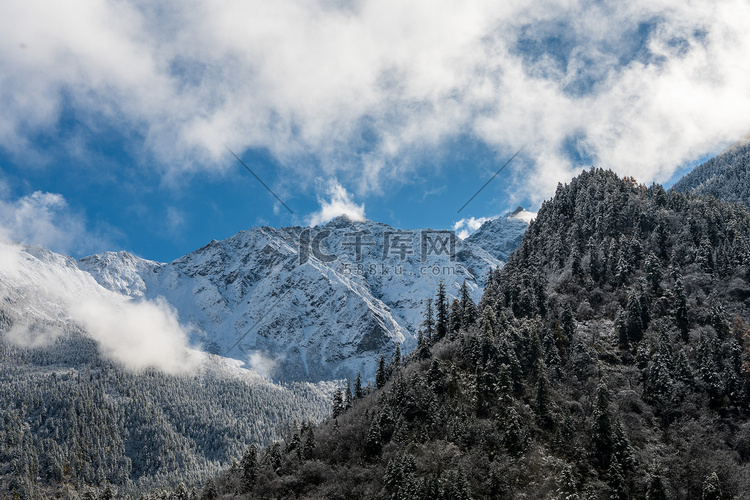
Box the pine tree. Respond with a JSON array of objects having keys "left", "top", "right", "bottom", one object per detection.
[
  {"left": 376, "top": 355, "right": 387, "bottom": 389},
  {"left": 435, "top": 282, "right": 448, "bottom": 341},
  {"left": 571, "top": 247, "right": 583, "bottom": 278},
  {"left": 674, "top": 348, "right": 694, "bottom": 384},
  {"left": 607, "top": 458, "right": 628, "bottom": 500},
  {"left": 417, "top": 330, "right": 431, "bottom": 360},
  {"left": 542, "top": 328, "right": 562, "bottom": 377},
  {"left": 99, "top": 485, "right": 115, "bottom": 500},
  {"left": 673, "top": 276, "right": 689, "bottom": 341},
  {"left": 174, "top": 482, "right": 191, "bottom": 500},
  {"left": 302, "top": 424, "right": 315, "bottom": 460},
  {"left": 420, "top": 298, "right": 435, "bottom": 342},
  {"left": 535, "top": 359, "right": 554, "bottom": 429},
  {"left": 390, "top": 344, "right": 401, "bottom": 373},
  {"left": 459, "top": 280, "right": 477, "bottom": 327},
  {"left": 616, "top": 306, "right": 629, "bottom": 350},
  {"left": 344, "top": 379, "right": 353, "bottom": 409},
  {"left": 449, "top": 299, "right": 462, "bottom": 336},
  {"left": 645, "top": 251, "right": 662, "bottom": 293},
  {"left": 332, "top": 388, "right": 345, "bottom": 418},
  {"left": 354, "top": 372, "right": 364, "bottom": 400},
  {"left": 503, "top": 406, "right": 528, "bottom": 456},
  {"left": 561, "top": 305, "right": 575, "bottom": 348},
  {"left": 427, "top": 359, "right": 443, "bottom": 390},
  {"left": 200, "top": 479, "right": 218, "bottom": 500},
  {"left": 696, "top": 237, "right": 714, "bottom": 271},
  {"left": 588, "top": 237, "right": 602, "bottom": 282},
  {"left": 591, "top": 381, "right": 614, "bottom": 469},
  {"left": 646, "top": 349, "right": 674, "bottom": 407},
  {"left": 365, "top": 415, "right": 382, "bottom": 458},
  {"left": 626, "top": 289, "right": 644, "bottom": 343}
]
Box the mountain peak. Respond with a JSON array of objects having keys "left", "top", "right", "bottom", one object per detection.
[{"left": 322, "top": 213, "right": 373, "bottom": 228}]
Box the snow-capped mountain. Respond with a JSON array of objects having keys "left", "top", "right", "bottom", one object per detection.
[
  {"left": 79, "top": 216, "right": 526, "bottom": 382},
  {"left": 465, "top": 207, "right": 536, "bottom": 261}
]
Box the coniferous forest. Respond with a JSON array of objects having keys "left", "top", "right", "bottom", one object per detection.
[
  {"left": 0, "top": 325, "right": 333, "bottom": 499},
  {"left": 200, "top": 169, "right": 750, "bottom": 499}
]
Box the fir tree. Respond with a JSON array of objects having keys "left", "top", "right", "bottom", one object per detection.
[
  {"left": 449, "top": 298, "right": 463, "bottom": 336},
  {"left": 376, "top": 355, "right": 387, "bottom": 389},
  {"left": 459, "top": 280, "right": 477, "bottom": 327},
  {"left": 625, "top": 288, "right": 644, "bottom": 343},
  {"left": 200, "top": 479, "right": 217, "bottom": 500},
  {"left": 420, "top": 298, "right": 435, "bottom": 342},
  {"left": 354, "top": 372, "right": 364, "bottom": 400},
  {"left": 535, "top": 359, "right": 554, "bottom": 429},
  {"left": 435, "top": 282, "right": 448, "bottom": 341},
  {"left": 390, "top": 344, "right": 402, "bottom": 373},
  {"left": 591, "top": 381, "right": 614, "bottom": 469},
  {"left": 365, "top": 415, "right": 382, "bottom": 458},
  {"left": 673, "top": 277, "right": 689, "bottom": 341},
  {"left": 332, "top": 388, "right": 345, "bottom": 418},
  {"left": 645, "top": 251, "right": 662, "bottom": 293},
  {"left": 240, "top": 444, "right": 257, "bottom": 493}
]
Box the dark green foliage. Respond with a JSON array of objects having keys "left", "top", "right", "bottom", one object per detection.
[
  {"left": 332, "top": 388, "right": 345, "bottom": 418},
  {"left": 673, "top": 276, "right": 689, "bottom": 341},
  {"left": 459, "top": 280, "right": 478, "bottom": 328},
  {"left": 435, "top": 282, "right": 449, "bottom": 341},
  {"left": 376, "top": 354, "right": 388, "bottom": 389},
  {"left": 354, "top": 371, "right": 364, "bottom": 399},
  {"left": 240, "top": 445, "right": 257, "bottom": 493},
  {"left": 701, "top": 472, "right": 722, "bottom": 500},
  {"left": 591, "top": 381, "right": 615, "bottom": 469}
]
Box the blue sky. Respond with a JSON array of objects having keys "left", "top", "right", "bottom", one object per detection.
[{"left": 0, "top": 0, "right": 748, "bottom": 262}]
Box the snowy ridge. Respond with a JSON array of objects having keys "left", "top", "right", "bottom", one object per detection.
[
  {"left": 671, "top": 136, "right": 750, "bottom": 209},
  {"left": 465, "top": 207, "right": 535, "bottom": 261},
  {"left": 79, "top": 216, "right": 524, "bottom": 382}
]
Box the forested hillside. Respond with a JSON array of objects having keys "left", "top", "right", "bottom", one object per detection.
[
  {"left": 202, "top": 168, "right": 750, "bottom": 500},
  {"left": 672, "top": 138, "right": 750, "bottom": 208},
  {"left": 0, "top": 322, "right": 333, "bottom": 499}
]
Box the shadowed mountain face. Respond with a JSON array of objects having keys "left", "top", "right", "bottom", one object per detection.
[
  {"left": 671, "top": 135, "right": 750, "bottom": 208},
  {"left": 79, "top": 216, "right": 529, "bottom": 382}
]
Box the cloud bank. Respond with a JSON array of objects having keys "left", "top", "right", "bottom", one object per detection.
[
  {"left": 1, "top": 0, "right": 749, "bottom": 202},
  {"left": 70, "top": 296, "right": 200, "bottom": 374}
]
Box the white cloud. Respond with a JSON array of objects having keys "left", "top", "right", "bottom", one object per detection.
[
  {"left": 70, "top": 295, "right": 200, "bottom": 374},
  {"left": 0, "top": 189, "right": 111, "bottom": 256},
  {"left": 246, "top": 350, "right": 277, "bottom": 379},
  {"left": 453, "top": 216, "right": 497, "bottom": 240},
  {"left": 308, "top": 179, "right": 366, "bottom": 226},
  {"left": 1, "top": 0, "right": 749, "bottom": 202}
]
